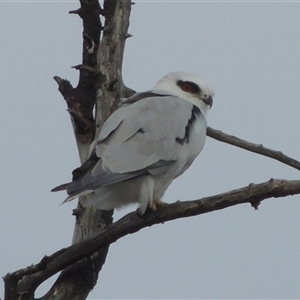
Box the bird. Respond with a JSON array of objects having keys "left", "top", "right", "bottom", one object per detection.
[{"left": 51, "top": 72, "right": 214, "bottom": 215}]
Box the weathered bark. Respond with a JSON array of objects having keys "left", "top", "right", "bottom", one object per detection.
[
  {"left": 4, "top": 1, "right": 132, "bottom": 300},
  {"left": 207, "top": 127, "right": 300, "bottom": 171},
  {"left": 95, "top": 0, "right": 132, "bottom": 136},
  {"left": 4, "top": 178, "right": 300, "bottom": 297},
  {"left": 41, "top": 1, "right": 132, "bottom": 299}
]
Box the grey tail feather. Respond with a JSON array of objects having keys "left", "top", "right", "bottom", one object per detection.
[{"left": 51, "top": 183, "right": 70, "bottom": 192}]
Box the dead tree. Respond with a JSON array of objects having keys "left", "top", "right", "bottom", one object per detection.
[{"left": 3, "top": 1, "right": 300, "bottom": 299}]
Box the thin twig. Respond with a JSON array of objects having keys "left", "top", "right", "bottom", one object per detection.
[{"left": 207, "top": 127, "right": 300, "bottom": 172}]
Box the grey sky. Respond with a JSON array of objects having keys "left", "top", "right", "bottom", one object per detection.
[{"left": 1, "top": 1, "right": 300, "bottom": 299}]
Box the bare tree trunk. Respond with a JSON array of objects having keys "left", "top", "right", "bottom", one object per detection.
[
  {"left": 42, "top": 1, "right": 132, "bottom": 299},
  {"left": 4, "top": 1, "right": 131, "bottom": 300}
]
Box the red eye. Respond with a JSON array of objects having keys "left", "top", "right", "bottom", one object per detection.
[
  {"left": 177, "top": 80, "right": 201, "bottom": 94},
  {"left": 181, "top": 82, "right": 193, "bottom": 92}
]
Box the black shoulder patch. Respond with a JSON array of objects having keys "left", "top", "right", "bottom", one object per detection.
[
  {"left": 123, "top": 91, "right": 169, "bottom": 105},
  {"left": 176, "top": 105, "right": 201, "bottom": 145}
]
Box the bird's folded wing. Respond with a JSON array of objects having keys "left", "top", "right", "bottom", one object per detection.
[
  {"left": 64, "top": 96, "right": 198, "bottom": 199},
  {"left": 94, "top": 96, "right": 196, "bottom": 174}
]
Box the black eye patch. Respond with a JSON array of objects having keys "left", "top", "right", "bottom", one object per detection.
[{"left": 177, "top": 80, "right": 201, "bottom": 94}]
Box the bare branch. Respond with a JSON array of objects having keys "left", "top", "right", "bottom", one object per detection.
[
  {"left": 69, "top": 8, "right": 81, "bottom": 15},
  {"left": 207, "top": 127, "right": 300, "bottom": 171},
  {"left": 4, "top": 178, "right": 300, "bottom": 297}
]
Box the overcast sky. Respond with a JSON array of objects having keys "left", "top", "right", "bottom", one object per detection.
[{"left": 1, "top": 1, "right": 300, "bottom": 299}]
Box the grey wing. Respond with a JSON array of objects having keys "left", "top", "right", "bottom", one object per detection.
[
  {"left": 65, "top": 96, "right": 196, "bottom": 199},
  {"left": 94, "top": 96, "right": 195, "bottom": 173},
  {"left": 65, "top": 157, "right": 146, "bottom": 198}
]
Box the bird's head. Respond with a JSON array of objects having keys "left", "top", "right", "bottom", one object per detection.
[{"left": 152, "top": 72, "right": 214, "bottom": 116}]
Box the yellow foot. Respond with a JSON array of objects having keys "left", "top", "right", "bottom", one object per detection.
[{"left": 149, "top": 199, "right": 166, "bottom": 211}]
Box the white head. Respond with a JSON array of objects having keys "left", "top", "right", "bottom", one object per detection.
[{"left": 152, "top": 72, "right": 214, "bottom": 116}]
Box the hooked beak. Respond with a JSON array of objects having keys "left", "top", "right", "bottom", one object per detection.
[{"left": 201, "top": 95, "right": 213, "bottom": 108}]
